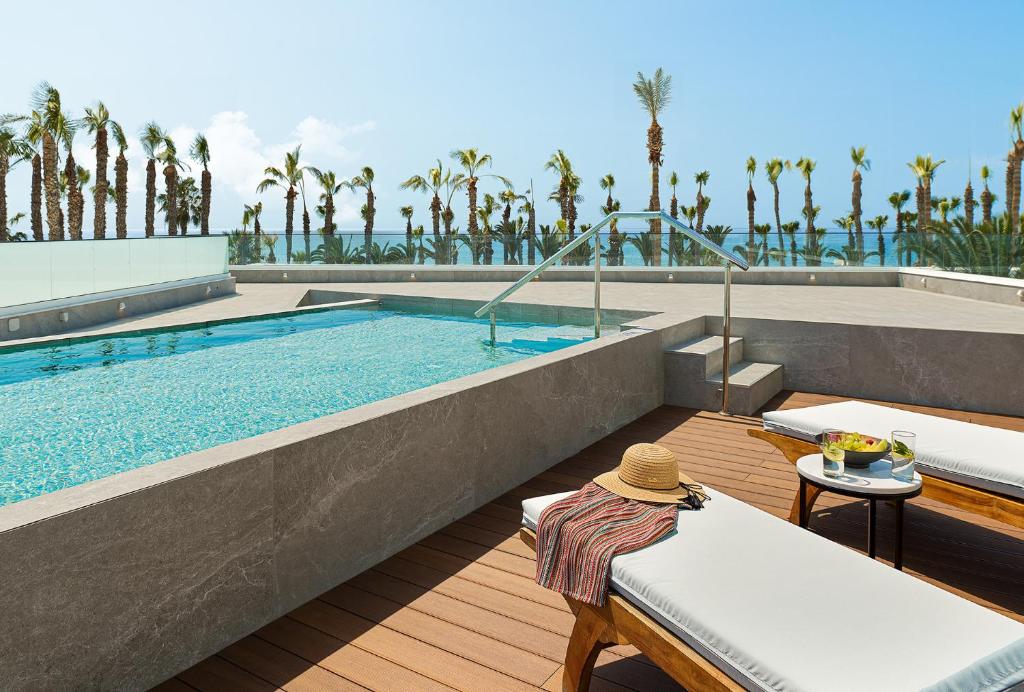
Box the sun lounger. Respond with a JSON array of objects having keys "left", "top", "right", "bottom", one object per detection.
[
  {"left": 521, "top": 488, "right": 1024, "bottom": 691},
  {"left": 750, "top": 401, "right": 1024, "bottom": 529}
]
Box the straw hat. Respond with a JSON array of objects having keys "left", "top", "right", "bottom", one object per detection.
[{"left": 594, "top": 443, "right": 706, "bottom": 504}]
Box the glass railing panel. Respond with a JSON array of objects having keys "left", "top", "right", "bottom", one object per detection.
[{"left": 225, "top": 227, "right": 1019, "bottom": 277}]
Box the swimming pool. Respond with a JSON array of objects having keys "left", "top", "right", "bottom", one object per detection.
[{"left": 0, "top": 306, "right": 600, "bottom": 506}]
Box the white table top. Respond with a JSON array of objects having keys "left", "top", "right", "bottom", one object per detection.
[{"left": 796, "top": 454, "right": 922, "bottom": 496}]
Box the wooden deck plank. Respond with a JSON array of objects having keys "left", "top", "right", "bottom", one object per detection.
[{"left": 172, "top": 392, "right": 1024, "bottom": 690}]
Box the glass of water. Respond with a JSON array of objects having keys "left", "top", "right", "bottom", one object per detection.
[
  {"left": 820, "top": 429, "right": 846, "bottom": 479},
  {"left": 891, "top": 431, "right": 917, "bottom": 481}
]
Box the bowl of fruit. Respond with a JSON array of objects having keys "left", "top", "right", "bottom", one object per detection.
[{"left": 817, "top": 431, "right": 890, "bottom": 468}]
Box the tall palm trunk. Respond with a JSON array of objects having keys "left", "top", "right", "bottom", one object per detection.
[
  {"left": 42, "top": 132, "right": 62, "bottom": 240},
  {"left": 163, "top": 164, "right": 177, "bottom": 235},
  {"left": 31, "top": 154, "right": 43, "bottom": 241},
  {"left": 964, "top": 181, "right": 974, "bottom": 231},
  {"left": 0, "top": 151, "right": 7, "bottom": 241},
  {"left": 145, "top": 159, "right": 156, "bottom": 237},
  {"left": 1005, "top": 157, "right": 1014, "bottom": 227},
  {"left": 804, "top": 180, "right": 816, "bottom": 266},
  {"left": 746, "top": 183, "right": 756, "bottom": 265},
  {"left": 285, "top": 186, "right": 295, "bottom": 261},
  {"left": 1013, "top": 140, "right": 1024, "bottom": 232},
  {"left": 200, "top": 167, "right": 211, "bottom": 235},
  {"left": 852, "top": 169, "right": 864, "bottom": 253},
  {"left": 115, "top": 151, "right": 128, "bottom": 238},
  {"left": 771, "top": 182, "right": 785, "bottom": 266},
  {"left": 981, "top": 185, "right": 993, "bottom": 224},
  {"left": 364, "top": 188, "right": 375, "bottom": 261},
  {"left": 93, "top": 127, "right": 108, "bottom": 239},
  {"left": 65, "top": 151, "right": 83, "bottom": 240},
  {"left": 527, "top": 205, "right": 536, "bottom": 265},
  {"left": 921, "top": 177, "right": 932, "bottom": 233},
  {"left": 467, "top": 177, "right": 479, "bottom": 235},
  {"left": 647, "top": 119, "right": 663, "bottom": 266},
  {"left": 324, "top": 197, "right": 335, "bottom": 238},
  {"left": 430, "top": 193, "right": 441, "bottom": 240},
  {"left": 692, "top": 190, "right": 707, "bottom": 265}
]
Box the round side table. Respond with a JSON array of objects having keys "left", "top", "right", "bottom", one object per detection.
[{"left": 796, "top": 454, "right": 922, "bottom": 570}]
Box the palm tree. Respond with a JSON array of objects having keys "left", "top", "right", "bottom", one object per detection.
[
  {"left": 694, "top": 171, "right": 710, "bottom": 232},
  {"left": 909, "top": 155, "right": 944, "bottom": 233},
  {"left": 476, "top": 192, "right": 498, "bottom": 264},
  {"left": 244, "top": 202, "right": 263, "bottom": 258},
  {"left": 753, "top": 223, "right": 772, "bottom": 265},
  {"left": 258, "top": 146, "right": 310, "bottom": 261},
  {"left": 867, "top": 215, "right": 889, "bottom": 266},
  {"left": 521, "top": 183, "right": 537, "bottom": 265},
  {"left": 498, "top": 183, "right": 526, "bottom": 227},
  {"left": 964, "top": 175, "right": 975, "bottom": 232},
  {"left": 309, "top": 168, "right": 343, "bottom": 237},
  {"left": 745, "top": 156, "right": 757, "bottom": 265},
  {"left": 190, "top": 134, "right": 212, "bottom": 235},
  {"left": 781, "top": 221, "right": 800, "bottom": 266},
  {"left": 112, "top": 123, "right": 129, "bottom": 239},
  {"left": 82, "top": 102, "right": 119, "bottom": 239},
  {"left": 401, "top": 163, "right": 445, "bottom": 241},
  {"left": 179, "top": 177, "right": 202, "bottom": 235},
  {"left": 451, "top": 148, "right": 494, "bottom": 244},
  {"left": 140, "top": 122, "right": 166, "bottom": 237},
  {"left": 0, "top": 127, "right": 30, "bottom": 242},
  {"left": 23, "top": 82, "right": 69, "bottom": 240},
  {"left": 400, "top": 204, "right": 414, "bottom": 255},
  {"left": 764, "top": 158, "right": 789, "bottom": 266},
  {"left": 980, "top": 165, "right": 993, "bottom": 224},
  {"left": 544, "top": 149, "right": 574, "bottom": 231},
  {"left": 158, "top": 136, "right": 187, "bottom": 235},
  {"left": 1010, "top": 103, "right": 1023, "bottom": 232},
  {"left": 63, "top": 127, "right": 86, "bottom": 240},
  {"left": 348, "top": 166, "right": 376, "bottom": 260},
  {"left": 633, "top": 68, "right": 671, "bottom": 262},
  {"left": 850, "top": 146, "right": 870, "bottom": 254},
  {"left": 795, "top": 158, "right": 817, "bottom": 263},
  {"left": 888, "top": 190, "right": 911, "bottom": 266}
]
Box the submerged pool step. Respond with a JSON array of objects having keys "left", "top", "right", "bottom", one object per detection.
[{"left": 496, "top": 335, "right": 592, "bottom": 353}]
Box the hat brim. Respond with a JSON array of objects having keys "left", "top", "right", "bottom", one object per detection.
[{"left": 593, "top": 469, "right": 705, "bottom": 504}]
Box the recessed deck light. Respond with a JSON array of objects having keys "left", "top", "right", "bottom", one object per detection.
[
  {"left": 1017, "top": 289, "right": 1024, "bottom": 301},
  {"left": 808, "top": 274, "right": 816, "bottom": 282},
  {"left": 8, "top": 318, "right": 19, "bottom": 332},
  {"left": 118, "top": 302, "right": 126, "bottom": 312},
  {"left": 282, "top": 273, "right": 288, "bottom": 281},
  {"left": 920, "top": 278, "right": 928, "bottom": 287},
  {"left": 410, "top": 273, "right": 416, "bottom": 280},
  {"left": 59, "top": 311, "right": 69, "bottom": 322}
]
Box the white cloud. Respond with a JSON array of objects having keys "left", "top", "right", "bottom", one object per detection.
[{"left": 204, "top": 111, "right": 271, "bottom": 199}]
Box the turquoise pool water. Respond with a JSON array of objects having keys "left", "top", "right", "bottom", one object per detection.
[{"left": 0, "top": 307, "right": 597, "bottom": 506}]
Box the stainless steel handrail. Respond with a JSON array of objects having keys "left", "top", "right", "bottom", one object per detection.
[{"left": 474, "top": 211, "right": 749, "bottom": 413}]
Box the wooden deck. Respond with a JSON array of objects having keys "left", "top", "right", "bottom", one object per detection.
[{"left": 156, "top": 391, "right": 1024, "bottom": 691}]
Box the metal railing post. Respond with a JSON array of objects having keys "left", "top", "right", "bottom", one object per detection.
[
  {"left": 720, "top": 262, "right": 732, "bottom": 416},
  {"left": 489, "top": 308, "right": 496, "bottom": 346},
  {"left": 594, "top": 229, "right": 601, "bottom": 338}
]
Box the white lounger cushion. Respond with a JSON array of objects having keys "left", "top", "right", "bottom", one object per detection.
[
  {"left": 523, "top": 489, "right": 1024, "bottom": 692},
  {"left": 763, "top": 401, "right": 1024, "bottom": 500}
]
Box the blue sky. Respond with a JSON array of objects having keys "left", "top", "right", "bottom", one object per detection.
[{"left": 2, "top": 1, "right": 1023, "bottom": 234}]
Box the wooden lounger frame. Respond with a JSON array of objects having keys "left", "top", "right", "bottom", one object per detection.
[
  {"left": 747, "top": 428, "right": 1024, "bottom": 530},
  {"left": 519, "top": 528, "right": 743, "bottom": 692}
]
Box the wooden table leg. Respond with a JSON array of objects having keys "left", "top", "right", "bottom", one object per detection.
[
  {"left": 868, "top": 499, "right": 876, "bottom": 559},
  {"left": 798, "top": 479, "right": 807, "bottom": 528},
  {"left": 894, "top": 499, "right": 905, "bottom": 571},
  {"left": 791, "top": 480, "right": 822, "bottom": 527}
]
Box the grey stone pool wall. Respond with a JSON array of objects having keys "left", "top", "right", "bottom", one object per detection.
[{"left": 0, "top": 312, "right": 670, "bottom": 690}]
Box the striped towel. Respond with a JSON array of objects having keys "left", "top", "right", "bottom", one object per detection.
[{"left": 534, "top": 482, "right": 682, "bottom": 606}]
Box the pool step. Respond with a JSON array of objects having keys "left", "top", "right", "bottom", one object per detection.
[
  {"left": 664, "top": 334, "right": 783, "bottom": 415},
  {"left": 496, "top": 335, "right": 591, "bottom": 353}
]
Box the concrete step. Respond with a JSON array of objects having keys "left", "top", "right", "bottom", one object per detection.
[
  {"left": 664, "top": 335, "right": 744, "bottom": 378},
  {"left": 707, "top": 361, "right": 785, "bottom": 416}
]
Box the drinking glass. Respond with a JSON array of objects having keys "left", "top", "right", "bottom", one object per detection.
[
  {"left": 891, "top": 431, "right": 917, "bottom": 482},
  {"left": 820, "top": 429, "right": 845, "bottom": 479}
]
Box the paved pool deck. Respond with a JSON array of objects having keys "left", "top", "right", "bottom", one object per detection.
[{"left": 23, "top": 279, "right": 1024, "bottom": 343}]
